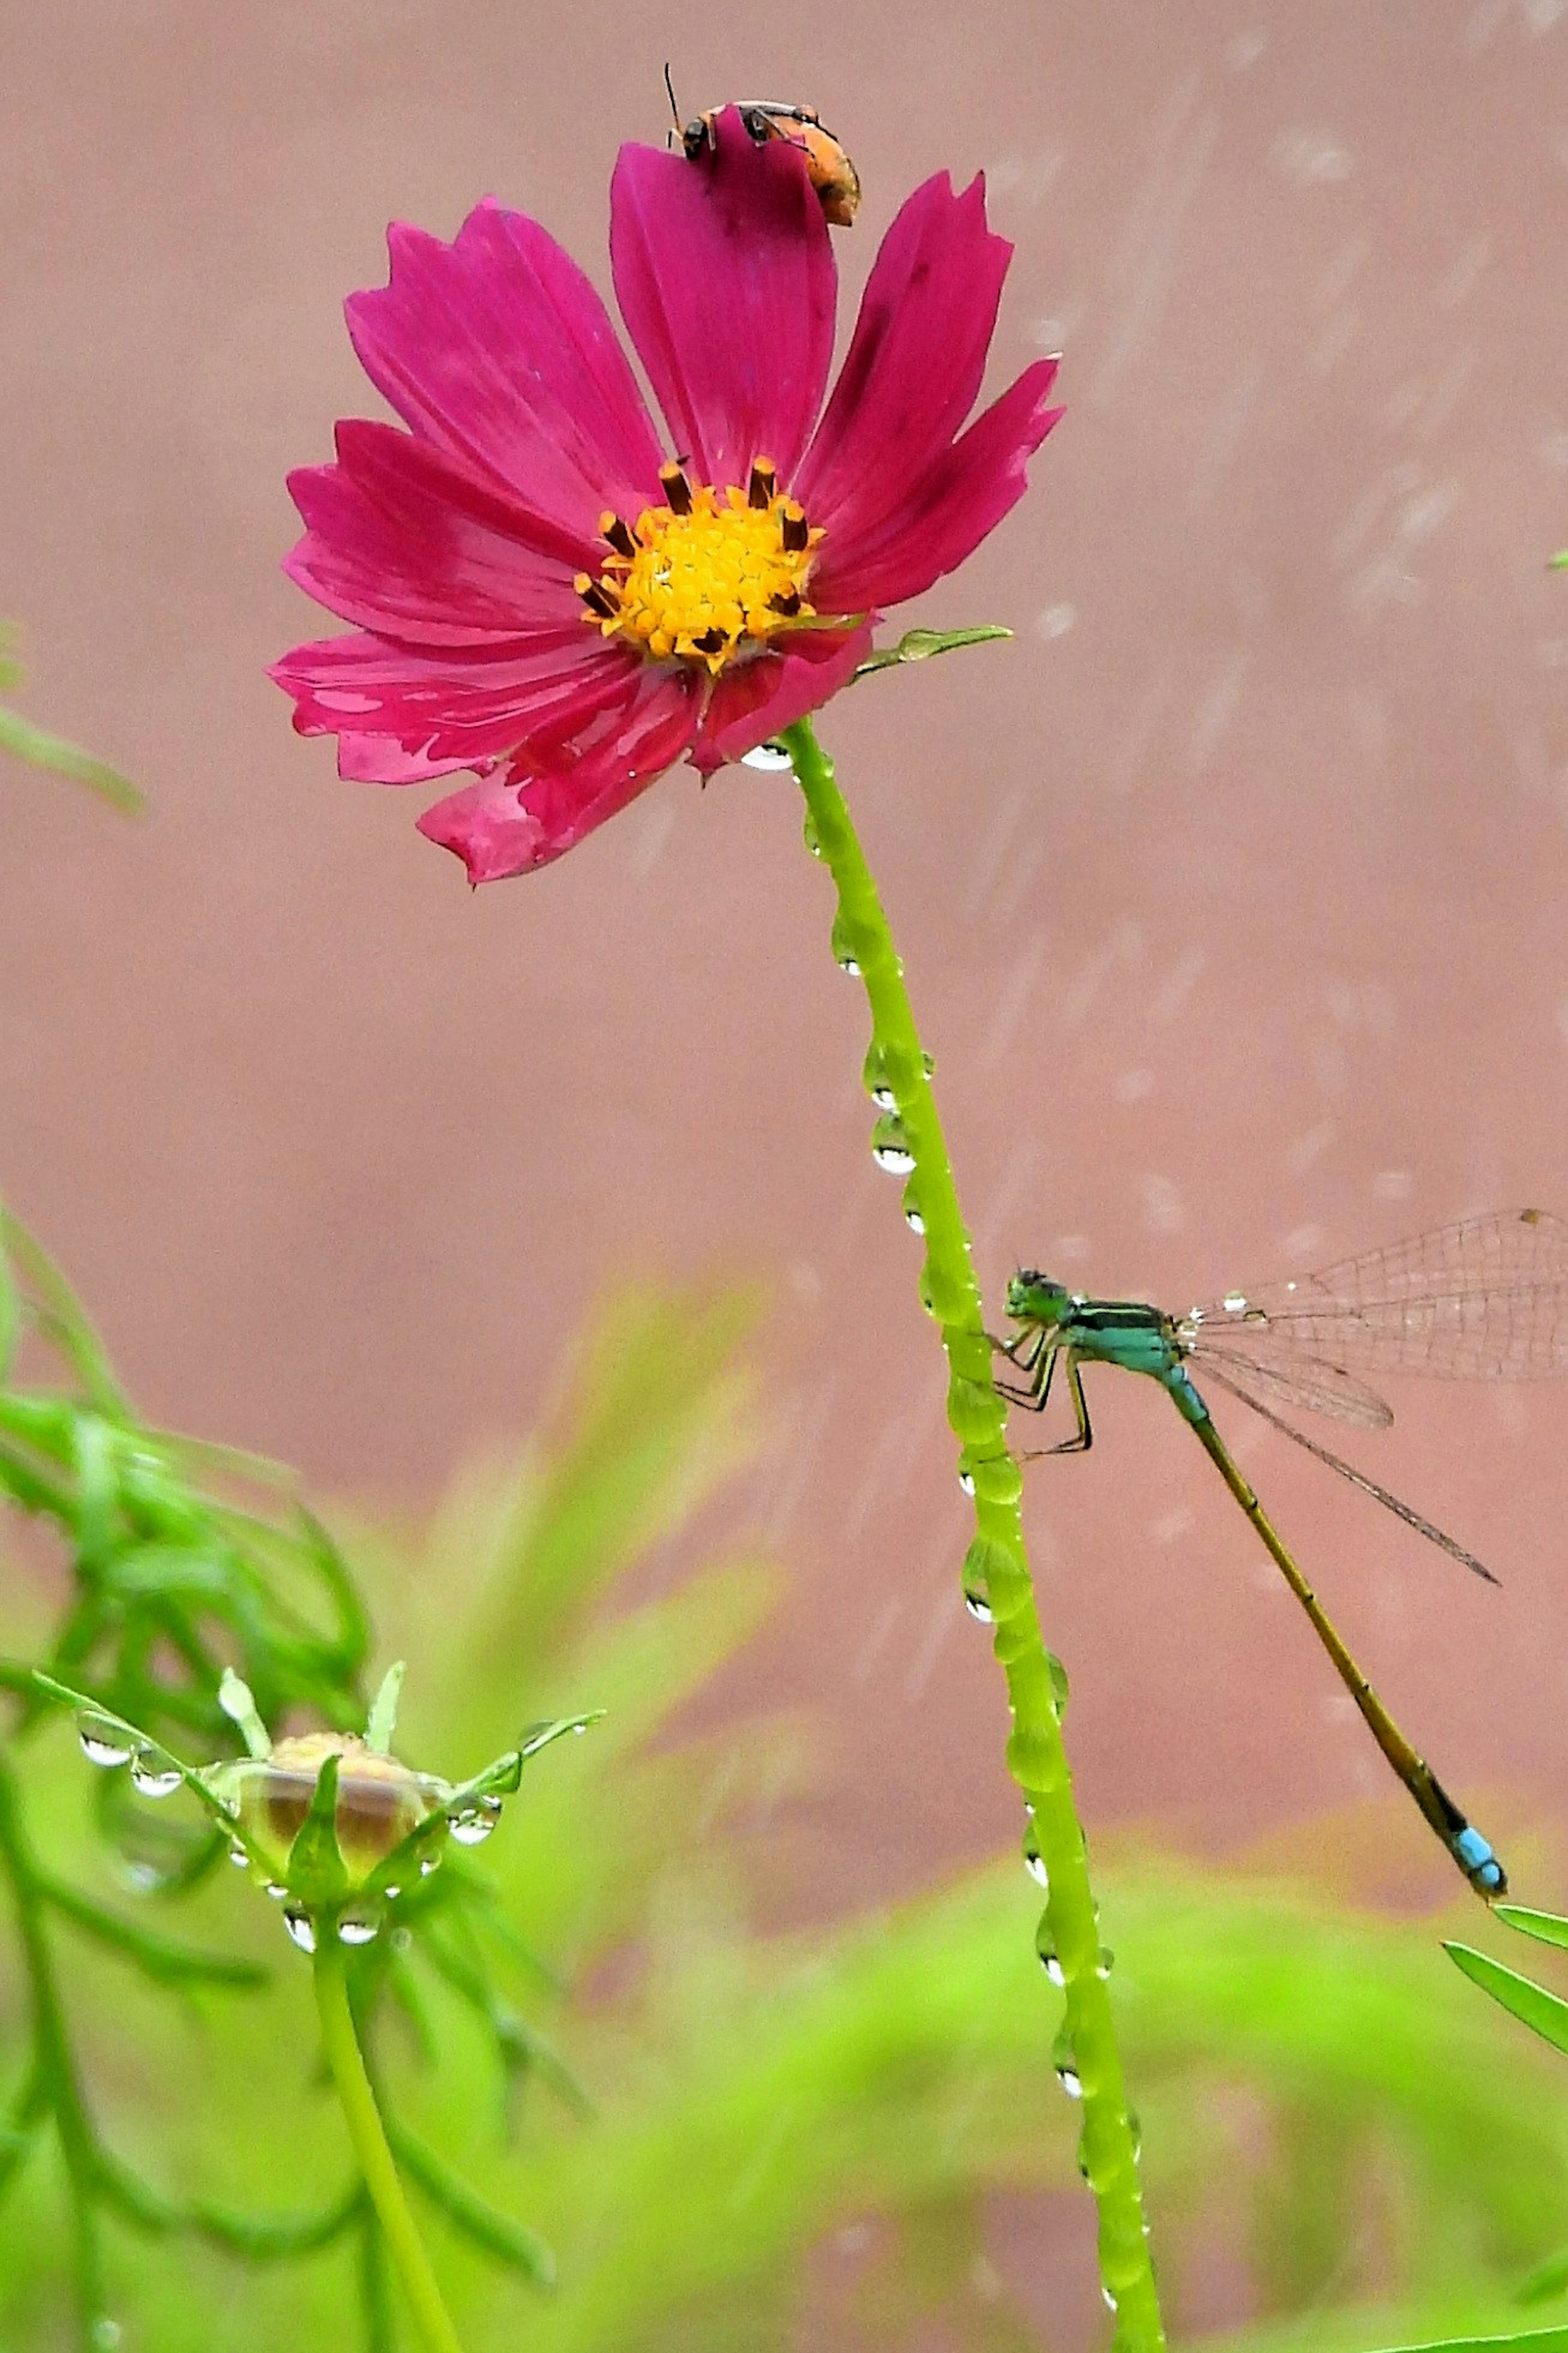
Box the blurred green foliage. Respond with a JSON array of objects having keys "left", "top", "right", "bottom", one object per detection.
[
  {"left": 0, "top": 627, "right": 142, "bottom": 813},
  {"left": 2, "top": 1236, "right": 1568, "bottom": 2350}
]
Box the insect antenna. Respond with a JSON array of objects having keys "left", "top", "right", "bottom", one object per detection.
[{"left": 663, "top": 62, "right": 682, "bottom": 146}]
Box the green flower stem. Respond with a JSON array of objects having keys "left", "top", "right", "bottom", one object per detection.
[
  {"left": 313, "top": 1935, "right": 466, "bottom": 2353},
  {"left": 779, "top": 715, "right": 1165, "bottom": 2349},
  {"left": 0, "top": 1749, "right": 109, "bottom": 2352}
]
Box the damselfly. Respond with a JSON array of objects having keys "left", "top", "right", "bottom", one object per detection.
[{"left": 994, "top": 1209, "right": 1568, "bottom": 1901}]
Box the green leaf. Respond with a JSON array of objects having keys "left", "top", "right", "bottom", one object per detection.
[
  {"left": 1551, "top": 549, "right": 1567, "bottom": 570},
  {"left": 1520, "top": 2248, "right": 1568, "bottom": 2306},
  {"left": 1365, "top": 2332, "right": 1568, "bottom": 2351},
  {"left": 384, "top": 2116, "right": 555, "bottom": 2288},
  {"left": 0, "top": 1208, "right": 129, "bottom": 1412},
  {"left": 1496, "top": 1904, "right": 1568, "bottom": 1951},
  {"left": 38, "top": 1874, "right": 267, "bottom": 1989},
  {"left": 0, "top": 702, "right": 143, "bottom": 812},
  {"left": 217, "top": 1670, "right": 272, "bottom": 1760},
  {"left": 286, "top": 1752, "right": 347, "bottom": 1908},
  {"left": 853, "top": 624, "right": 1013, "bottom": 680},
  {"left": 1445, "top": 1940, "right": 1568, "bottom": 2058}
]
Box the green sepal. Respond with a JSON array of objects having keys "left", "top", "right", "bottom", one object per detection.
[
  {"left": 286, "top": 1752, "right": 348, "bottom": 1909},
  {"left": 29, "top": 1671, "right": 273, "bottom": 1876},
  {"left": 385, "top": 2116, "right": 555, "bottom": 2289},
  {"left": 359, "top": 1714, "right": 601, "bottom": 1901},
  {"left": 853, "top": 624, "right": 1013, "bottom": 680},
  {"left": 366, "top": 1660, "right": 405, "bottom": 1754},
  {"left": 1497, "top": 1903, "right": 1568, "bottom": 1950},
  {"left": 1444, "top": 1940, "right": 1568, "bottom": 2059}
]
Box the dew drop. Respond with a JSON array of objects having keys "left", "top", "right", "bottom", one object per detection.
[
  {"left": 78, "top": 1720, "right": 134, "bottom": 1770},
  {"left": 129, "top": 1753, "right": 182, "bottom": 1800},
  {"left": 392, "top": 1925, "right": 413, "bottom": 1952},
  {"left": 449, "top": 1806, "right": 498, "bottom": 1847},
  {"left": 419, "top": 1851, "right": 442, "bottom": 1878},
  {"left": 1096, "top": 1946, "right": 1115, "bottom": 1979},
  {"left": 227, "top": 1842, "right": 250, "bottom": 1869},
  {"left": 283, "top": 1907, "right": 316, "bottom": 1954},
  {"left": 871, "top": 1085, "right": 897, "bottom": 1111},
  {"left": 904, "top": 1207, "right": 926, "bottom": 1235},
  {"left": 963, "top": 1588, "right": 994, "bottom": 1623},
  {"left": 1023, "top": 1840, "right": 1049, "bottom": 1891},
  {"left": 264, "top": 1881, "right": 287, "bottom": 1901},
  {"left": 1056, "top": 2065, "right": 1084, "bottom": 2099},
  {"left": 958, "top": 1468, "right": 976, "bottom": 1496},
  {"left": 741, "top": 740, "right": 793, "bottom": 772},
  {"left": 89, "top": 2321, "right": 121, "bottom": 2351},
  {"left": 872, "top": 1140, "right": 917, "bottom": 1175},
  {"left": 1037, "top": 1933, "right": 1066, "bottom": 1987},
  {"left": 382, "top": 1884, "right": 402, "bottom": 1902},
  {"left": 337, "top": 1910, "right": 380, "bottom": 1947},
  {"left": 1102, "top": 2286, "right": 1119, "bottom": 2313}
]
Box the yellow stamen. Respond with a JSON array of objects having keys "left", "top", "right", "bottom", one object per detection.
[{"left": 579, "top": 471, "right": 825, "bottom": 679}]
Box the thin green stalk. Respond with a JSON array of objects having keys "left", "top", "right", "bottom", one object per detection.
[
  {"left": 780, "top": 715, "right": 1165, "bottom": 2349},
  {"left": 0, "top": 1748, "right": 111, "bottom": 2351},
  {"left": 313, "top": 1935, "right": 466, "bottom": 2353}
]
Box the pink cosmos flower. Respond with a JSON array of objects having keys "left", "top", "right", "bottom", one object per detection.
[{"left": 272, "top": 111, "right": 1062, "bottom": 883}]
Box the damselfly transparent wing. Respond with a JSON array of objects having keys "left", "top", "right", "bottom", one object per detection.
[
  {"left": 1180, "top": 1336, "right": 1394, "bottom": 1428},
  {"left": 1178, "top": 1209, "right": 1568, "bottom": 1384}
]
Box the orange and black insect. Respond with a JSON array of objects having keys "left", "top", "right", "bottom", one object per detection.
[{"left": 664, "top": 69, "right": 861, "bottom": 226}]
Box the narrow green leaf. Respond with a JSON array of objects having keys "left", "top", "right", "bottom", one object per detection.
[
  {"left": 286, "top": 1751, "right": 347, "bottom": 1907},
  {"left": 0, "top": 703, "right": 143, "bottom": 812},
  {"left": 1366, "top": 2331, "right": 1568, "bottom": 2351},
  {"left": 0, "top": 1208, "right": 129, "bottom": 1412},
  {"left": 385, "top": 2116, "right": 555, "bottom": 2287},
  {"left": 853, "top": 624, "right": 1013, "bottom": 680},
  {"left": 1499, "top": 1903, "right": 1568, "bottom": 1950},
  {"left": 39, "top": 1874, "right": 267, "bottom": 1989},
  {"left": 1551, "top": 549, "right": 1567, "bottom": 570},
  {"left": 1445, "top": 1940, "right": 1568, "bottom": 2057}
]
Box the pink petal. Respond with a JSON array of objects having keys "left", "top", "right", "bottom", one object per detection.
[
  {"left": 690, "top": 623, "right": 875, "bottom": 775},
  {"left": 285, "top": 421, "right": 590, "bottom": 646},
  {"left": 270, "top": 627, "right": 644, "bottom": 779},
  {"left": 417, "top": 667, "right": 699, "bottom": 881},
  {"left": 610, "top": 110, "right": 835, "bottom": 491},
  {"left": 794, "top": 174, "right": 1013, "bottom": 548},
  {"left": 345, "top": 199, "right": 666, "bottom": 537},
  {"left": 810, "top": 362, "right": 1062, "bottom": 614}
]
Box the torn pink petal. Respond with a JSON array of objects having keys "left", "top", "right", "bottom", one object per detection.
[
  {"left": 611, "top": 111, "right": 835, "bottom": 490},
  {"left": 418, "top": 667, "right": 700, "bottom": 880},
  {"left": 347, "top": 199, "right": 666, "bottom": 535},
  {"left": 811, "top": 363, "right": 1062, "bottom": 614},
  {"left": 794, "top": 174, "right": 1012, "bottom": 546},
  {"left": 690, "top": 624, "right": 875, "bottom": 775},
  {"left": 285, "top": 422, "right": 590, "bottom": 645}
]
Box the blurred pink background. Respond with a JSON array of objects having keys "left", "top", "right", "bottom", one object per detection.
[{"left": 4, "top": 0, "right": 1568, "bottom": 1923}]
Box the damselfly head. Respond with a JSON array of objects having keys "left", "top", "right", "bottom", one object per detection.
[{"left": 1006, "top": 1271, "right": 1073, "bottom": 1328}]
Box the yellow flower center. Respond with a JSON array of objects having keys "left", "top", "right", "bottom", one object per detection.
[{"left": 577, "top": 459, "right": 823, "bottom": 677}]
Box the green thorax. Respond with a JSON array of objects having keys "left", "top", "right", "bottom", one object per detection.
[{"left": 1005, "top": 1274, "right": 1184, "bottom": 1382}]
